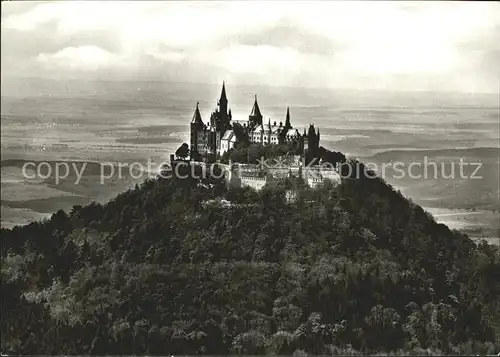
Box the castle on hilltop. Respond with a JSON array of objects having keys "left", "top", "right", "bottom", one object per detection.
[{"left": 190, "top": 82, "right": 320, "bottom": 161}]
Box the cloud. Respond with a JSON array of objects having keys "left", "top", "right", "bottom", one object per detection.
[
  {"left": 1, "top": 1, "right": 500, "bottom": 93},
  {"left": 37, "top": 46, "right": 122, "bottom": 71},
  {"left": 228, "top": 20, "right": 339, "bottom": 56}
]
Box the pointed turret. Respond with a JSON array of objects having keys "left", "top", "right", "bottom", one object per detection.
[
  {"left": 191, "top": 102, "right": 203, "bottom": 125},
  {"left": 285, "top": 107, "right": 291, "bottom": 129},
  {"left": 250, "top": 95, "right": 262, "bottom": 118},
  {"left": 249, "top": 95, "right": 263, "bottom": 128}
]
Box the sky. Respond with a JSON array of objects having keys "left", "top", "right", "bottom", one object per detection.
[{"left": 1, "top": 1, "right": 500, "bottom": 93}]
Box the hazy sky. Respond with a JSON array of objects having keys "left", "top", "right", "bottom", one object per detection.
[{"left": 2, "top": 1, "right": 499, "bottom": 93}]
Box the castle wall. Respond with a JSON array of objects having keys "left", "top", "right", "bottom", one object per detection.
[
  {"left": 218, "top": 161, "right": 341, "bottom": 192},
  {"left": 240, "top": 176, "right": 267, "bottom": 191}
]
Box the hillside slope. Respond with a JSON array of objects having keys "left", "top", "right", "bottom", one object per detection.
[{"left": 1, "top": 160, "right": 499, "bottom": 355}]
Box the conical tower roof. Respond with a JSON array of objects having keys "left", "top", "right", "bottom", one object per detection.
[
  {"left": 191, "top": 102, "right": 203, "bottom": 124},
  {"left": 285, "top": 106, "right": 291, "bottom": 127},
  {"left": 250, "top": 95, "right": 262, "bottom": 118}
]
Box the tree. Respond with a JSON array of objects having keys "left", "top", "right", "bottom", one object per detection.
[{"left": 175, "top": 143, "right": 190, "bottom": 159}]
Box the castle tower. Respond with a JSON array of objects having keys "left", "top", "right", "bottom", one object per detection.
[
  {"left": 190, "top": 102, "right": 204, "bottom": 155},
  {"left": 211, "top": 82, "right": 232, "bottom": 156},
  {"left": 249, "top": 95, "right": 263, "bottom": 129},
  {"left": 302, "top": 127, "right": 308, "bottom": 155}
]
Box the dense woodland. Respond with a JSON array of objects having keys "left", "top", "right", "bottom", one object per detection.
[{"left": 1, "top": 152, "right": 500, "bottom": 355}]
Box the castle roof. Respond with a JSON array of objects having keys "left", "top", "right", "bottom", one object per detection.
[
  {"left": 221, "top": 129, "right": 237, "bottom": 142},
  {"left": 191, "top": 102, "right": 203, "bottom": 125},
  {"left": 221, "top": 129, "right": 232, "bottom": 140},
  {"left": 253, "top": 125, "right": 264, "bottom": 133},
  {"left": 250, "top": 95, "right": 262, "bottom": 118},
  {"left": 252, "top": 124, "right": 281, "bottom": 134},
  {"left": 271, "top": 126, "right": 281, "bottom": 133}
]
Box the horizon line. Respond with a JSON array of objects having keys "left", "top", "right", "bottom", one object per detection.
[{"left": 1, "top": 75, "right": 498, "bottom": 96}]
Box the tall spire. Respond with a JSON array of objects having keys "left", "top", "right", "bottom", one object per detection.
[
  {"left": 191, "top": 102, "right": 203, "bottom": 124},
  {"left": 285, "top": 106, "right": 291, "bottom": 128},
  {"left": 308, "top": 123, "right": 316, "bottom": 137},
  {"left": 250, "top": 95, "right": 262, "bottom": 118}
]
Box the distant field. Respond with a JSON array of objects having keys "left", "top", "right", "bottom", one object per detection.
[
  {"left": 0, "top": 205, "right": 51, "bottom": 229},
  {"left": 362, "top": 147, "right": 499, "bottom": 242},
  {"left": 1, "top": 159, "right": 148, "bottom": 227},
  {"left": 425, "top": 207, "right": 500, "bottom": 246}
]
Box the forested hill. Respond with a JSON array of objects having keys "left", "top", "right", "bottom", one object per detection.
[{"left": 1, "top": 159, "right": 499, "bottom": 355}]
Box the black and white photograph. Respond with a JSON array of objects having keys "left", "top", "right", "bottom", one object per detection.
[{"left": 1, "top": 1, "right": 499, "bottom": 355}]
